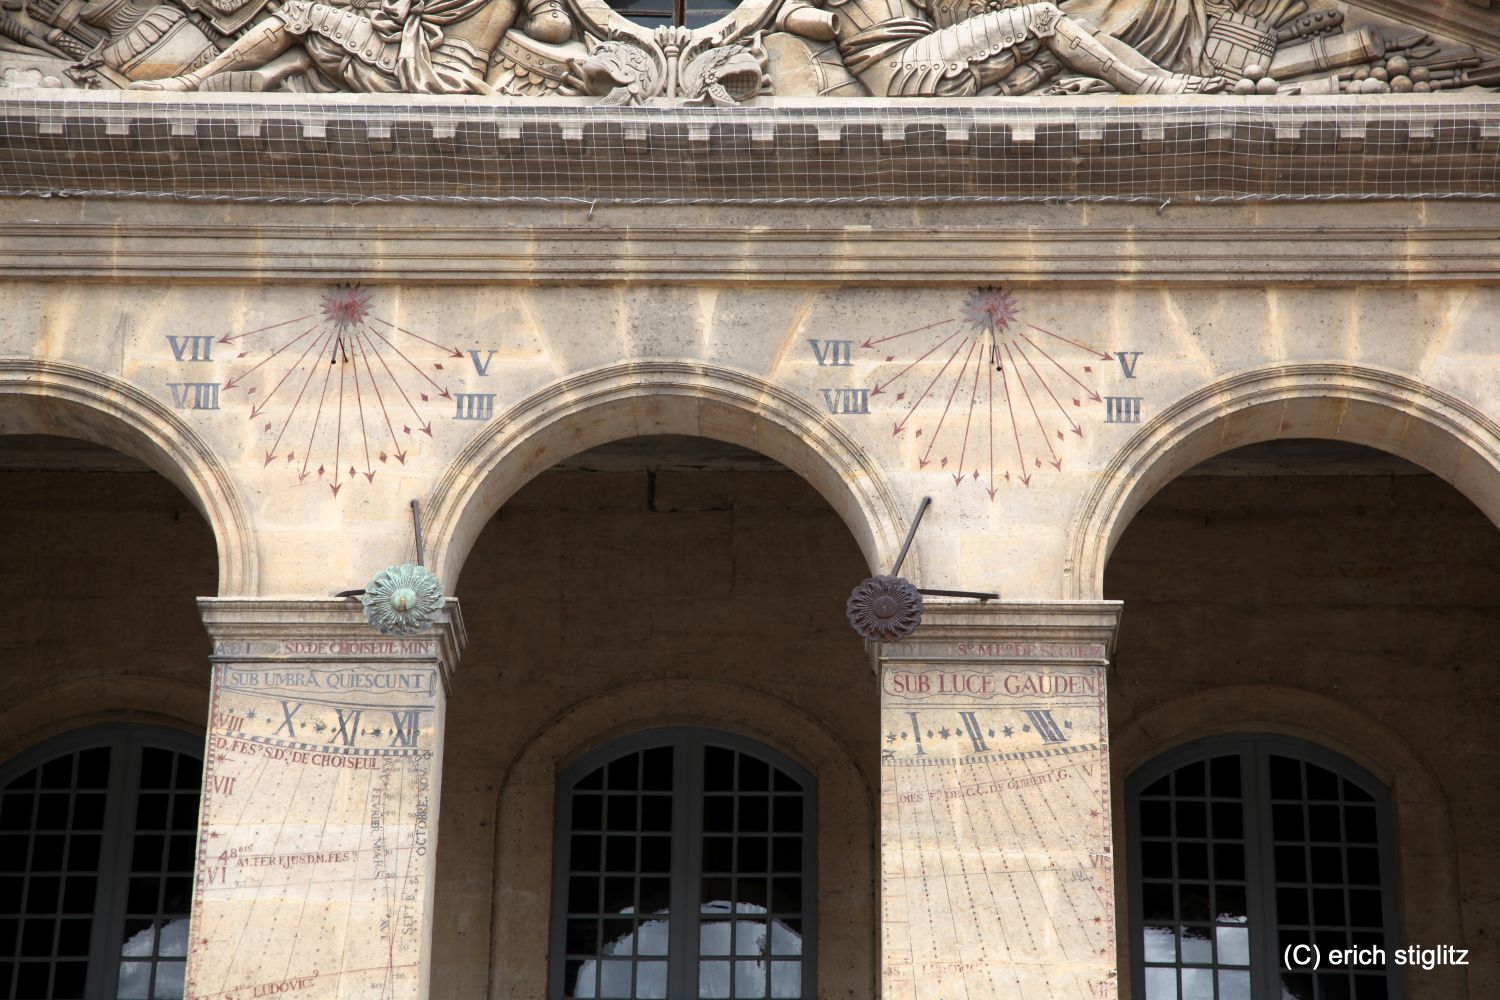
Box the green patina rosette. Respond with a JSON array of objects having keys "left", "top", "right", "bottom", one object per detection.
[{"left": 361, "top": 564, "right": 444, "bottom": 635}]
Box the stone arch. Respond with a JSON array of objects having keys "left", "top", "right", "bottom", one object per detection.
[
  {"left": 483, "top": 677, "right": 877, "bottom": 1000},
  {"left": 424, "top": 361, "right": 907, "bottom": 589},
  {"left": 1067, "top": 363, "right": 1500, "bottom": 600},
  {"left": 0, "top": 674, "right": 208, "bottom": 766},
  {"left": 1110, "top": 685, "right": 1468, "bottom": 999},
  {"left": 0, "top": 359, "right": 256, "bottom": 595}
]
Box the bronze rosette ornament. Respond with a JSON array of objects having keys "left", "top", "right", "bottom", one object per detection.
[
  {"left": 361, "top": 563, "right": 445, "bottom": 635},
  {"left": 846, "top": 575, "right": 924, "bottom": 642}
]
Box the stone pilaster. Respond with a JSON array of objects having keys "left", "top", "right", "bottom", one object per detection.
[
  {"left": 877, "top": 601, "right": 1122, "bottom": 1000},
  {"left": 186, "top": 598, "right": 465, "bottom": 1000}
]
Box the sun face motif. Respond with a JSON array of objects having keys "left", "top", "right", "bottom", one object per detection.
[
  {"left": 361, "top": 563, "right": 445, "bottom": 635},
  {"left": 321, "top": 284, "right": 373, "bottom": 333},
  {"left": 845, "top": 575, "right": 924, "bottom": 642},
  {"left": 219, "top": 284, "right": 460, "bottom": 498},
  {"left": 864, "top": 286, "right": 1116, "bottom": 492},
  {"left": 961, "top": 287, "right": 1020, "bottom": 335}
]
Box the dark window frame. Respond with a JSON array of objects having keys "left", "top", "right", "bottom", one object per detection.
[
  {"left": 602, "top": 0, "right": 739, "bottom": 29},
  {"left": 0, "top": 724, "right": 202, "bottom": 1000},
  {"left": 1125, "top": 734, "right": 1405, "bottom": 1000},
  {"left": 548, "top": 727, "right": 818, "bottom": 999}
]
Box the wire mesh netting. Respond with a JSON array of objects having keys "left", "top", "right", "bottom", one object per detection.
[{"left": 1, "top": 95, "right": 1497, "bottom": 204}]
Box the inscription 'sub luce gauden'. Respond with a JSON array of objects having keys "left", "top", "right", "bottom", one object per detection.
[{"left": 880, "top": 659, "right": 1114, "bottom": 1000}]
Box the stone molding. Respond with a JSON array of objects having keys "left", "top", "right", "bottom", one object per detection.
[
  {"left": 1065, "top": 362, "right": 1500, "bottom": 600},
  {"left": 1, "top": 92, "right": 1498, "bottom": 203},
  {"left": 875, "top": 600, "right": 1124, "bottom": 664},
  {"left": 0, "top": 358, "right": 257, "bottom": 595},
  {"left": 6, "top": 211, "right": 1500, "bottom": 284},
  {"left": 423, "top": 360, "right": 908, "bottom": 587},
  {"left": 197, "top": 596, "right": 467, "bottom": 689}
]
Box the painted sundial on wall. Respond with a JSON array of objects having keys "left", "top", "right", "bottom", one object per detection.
[
  {"left": 862, "top": 288, "right": 1139, "bottom": 495},
  {"left": 219, "top": 285, "right": 461, "bottom": 497}
]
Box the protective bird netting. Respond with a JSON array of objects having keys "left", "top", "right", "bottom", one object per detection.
[{"left": 1, "top": 94, "right": 1497, "bottom": 204}]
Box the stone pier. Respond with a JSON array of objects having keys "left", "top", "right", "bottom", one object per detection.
[
  {"left": 187, "top": 599, "right": 465, "bottom": 1000},
  {"left": 878, "top": 602, "right": 1122, "bottom": 1000}
]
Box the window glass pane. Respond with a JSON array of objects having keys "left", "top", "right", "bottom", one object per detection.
[
  {"left": 1216, "top": 926, "right": 1249, "bottom": 966},
  {"left": 1179, "top": 926, "right": 1211, "bottom": 964},
  {"left": 153, "top": 960, "right": 186, "bottom": 999},
  {"left": 1144, "top": 966, "right": 1177, "bottom": 1000},
  {"left": 1142, "top": 926, "right": 1176, "bottom": 963},
  {"left": 637, "top": 918, "right": 669, "bottom": 956},
  {"left": 733, "top": 959, "right": 762, "bottom": 997},
  {"left": 599, "top": 959, "right": 631, "bottom": 997},
  {"left": 1142, "top": 883, "right": 1174, "bottom": 922},
  {"left": 769, "top": 962, "right": 800, "bottom": 999},
  {"left": 1174, "top": 762, "right": 1205, "bottom": 797},
  {"left": 1214, "top": 884, "right": 1247, "bottom": 924},
  {"left": 1176, "top": 842, "right": 1207, "bottom": 880},
  {"left": 1180, "top": 967, "right": 1213, "bottom": 999},
  {"left": 1268, "top": 755, "right": 1303, "bottom": 798},
  {"left": 1306, "top": 764, "right": 1339, "bottom": 801},
  {"left": 563, "top": 959, "right": 592, "bottom": 997},
  {"left": 1213, "top": 843, "right": 1245, "bottom": 882},
  {"left": 701, "top": 920, "right": 732, "bottom": 956},
  {"left": 769, "top": 919, "right": 801, "bottom": 956},
  {"left": 1179, "top": 885, "right": 1210, "bottom": 923},
  {"left": 1218, "top": 969, "right": 1251, "bottom": 1000},
  {"left": 1208, "top": 756, "right": 1240, "bottom": 798},
  {"left": 700, "top": 960, "right": 731, "bottom": 998},
  {"left": 118, "top": 960, "right": 153, "bottom": 999},
  {"left": 636, "top": 960, "right": 667, "bottom": 999}
]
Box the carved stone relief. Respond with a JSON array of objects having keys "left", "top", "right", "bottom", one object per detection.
[{"left": 2, "top": 0, "right": 1499, "bottom": 100}]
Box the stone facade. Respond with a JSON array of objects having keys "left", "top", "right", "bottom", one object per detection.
[{"left": 2, "top": 3, "right": 1500, "bottom": 996}]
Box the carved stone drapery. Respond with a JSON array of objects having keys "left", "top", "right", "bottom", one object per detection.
[{"left": 1, "top": 0, "right": 1498, "bottom": 102}]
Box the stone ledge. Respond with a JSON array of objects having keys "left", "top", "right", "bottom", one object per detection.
[
  {"left": 197, "top": 597, "right": 467, "bottom": 691},
  {"left": 0, "top": 91, "right": 1497, "bottom": 203},
  {"left": 5, "top": 201, "right": 1500, "bottom": 283}
]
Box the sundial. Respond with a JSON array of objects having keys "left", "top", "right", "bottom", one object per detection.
[
  {"left": 880, "top": 659, "right": 1116, "bottom": 1000},
  {"left": 865, "top": 288, "right": 1126, "bottom": 493},
  {"left": 220, "top": 285, "right": 460, "bottom": 497}
]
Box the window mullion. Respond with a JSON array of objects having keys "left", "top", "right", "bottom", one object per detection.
[
  {"left": 1248, "top": 742, "right": 1280, "bottom": 1000},
  {"left": 86, "top": 734, "right": 134, "bottom": 1000},
  {"left": 669, "top": 735, "right": 705, "bottom": 1000}
]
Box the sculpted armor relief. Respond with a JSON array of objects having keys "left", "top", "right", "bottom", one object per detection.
[{"left": 1, "top": 0, "right": 1498, "bottom": 101}]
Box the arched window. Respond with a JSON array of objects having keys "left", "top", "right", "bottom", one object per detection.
[
  {"left": 550, "top": 729, "right": 816, "bottom": 999},
  {"left": 1126, "top": 736, "right": 1403, "bottom": 1000},
  {"left": 0, "top": 726, "right": 202, "bottom": 1000}
]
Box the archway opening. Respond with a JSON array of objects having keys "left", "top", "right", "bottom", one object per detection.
[
  {"left": 429, "top": 434, "right": 877, "bottom": 1000},
  {"left": 0, "top": 433, "right": 219, "bottom": 1000},
  {"left": 0, "top": 373, "right": 254, "bottom": 595},
  {"left": 1104, "top": 438, "right": 1499, "bottom": 1000},
  {"left": 423, "top": 363, "right": 907, "bottom": 593}
]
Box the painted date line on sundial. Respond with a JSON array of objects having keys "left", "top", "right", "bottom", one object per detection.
[
  {"left": 812, "top": 287, "right": 1145, "bottom": 495},
  {"left": 220, "top": 285, "right": 461, "bottom": 497}
]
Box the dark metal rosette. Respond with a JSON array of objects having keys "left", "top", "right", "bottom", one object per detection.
[
  {"left": 845, "top": 575, "right": 924, "bottom": 642},
  {"left": 361, "top": 563, "right": 444, "bottom": 636}
]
